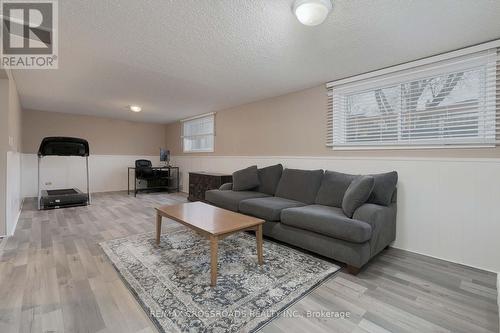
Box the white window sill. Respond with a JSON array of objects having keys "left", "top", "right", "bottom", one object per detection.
[
  {"left": 330, "top": 144, "right": 496, "bottom": 151},
  {"left": 182, "top": 149, "right": 215, "bottom": 153}
]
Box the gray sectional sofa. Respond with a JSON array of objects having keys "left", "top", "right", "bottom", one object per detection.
[{"left": 205, "top": 164, "right": 397, "bottom": 273}]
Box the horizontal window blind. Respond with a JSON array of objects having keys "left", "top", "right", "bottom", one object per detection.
[
  {"left": 326, "top": 47, "right": 499, "bottom": 149},
  {"left": 497, "top": 48, "right": 500, "bottom": 143},
  {"left": 181, "top": 113, "right": 215, "bottom": 152}
]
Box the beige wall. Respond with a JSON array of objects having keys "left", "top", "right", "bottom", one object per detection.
[
  {"left": 165, "top": 85, "right": 500, "bottom": 158},
  {"left": 22, "top": 109, "right": 167, "bottom": 156},
  {"left": 9, "top": 74, "right": 22, "bottom": 153}
]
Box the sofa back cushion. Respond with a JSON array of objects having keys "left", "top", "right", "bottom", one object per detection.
[
  {"left": 275, "top": 168, "right": 324, "bottom": 204},
  {"left": 367, "top": 171, "right": 398, "bottom": 206},
  {"left": 256, "top": 164, "right": 283, "bottom": 195},
  {"left": 232, "top": 165, "right": 260, "bottom": 191},
  {"left": 342, "top": 176, "right": 375, "bottom": 217},
  {"left": 315, "top": 171, "right": 357, "bottom": 208}
]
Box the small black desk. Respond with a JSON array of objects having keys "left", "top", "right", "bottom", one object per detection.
[{"left": 127, "top": 166, "right": 180, "bottom": 197}]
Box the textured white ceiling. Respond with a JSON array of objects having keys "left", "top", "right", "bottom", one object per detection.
[{"left": 12, "top": 0, "right": 500, "bottom": 123}]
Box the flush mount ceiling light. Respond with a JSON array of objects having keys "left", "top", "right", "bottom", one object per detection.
[
  {"left": 129, "top": 105, "right": 142, "bottom": 112},
  {"left": 293, "top": 0, "right": 333, "bottom": 26}
]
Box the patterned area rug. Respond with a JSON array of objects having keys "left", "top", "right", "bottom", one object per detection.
[{"left": 100, "top": 228, "right": 340, "bottom": 333}]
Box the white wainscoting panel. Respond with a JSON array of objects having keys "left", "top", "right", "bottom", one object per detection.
[
  {"left": 5, "top": 151, "right": 22, "bottom": 236},
  {"left": 171, "top": 155, "right": 500, "bottom": 273},
  {"left": 21, "top": 154, "right": 160, "bottom": 198}
]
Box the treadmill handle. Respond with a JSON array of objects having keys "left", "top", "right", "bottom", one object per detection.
[
  {"left": 37, "top": 156, "right": 41, "bottom": 210},
  {"left": 86, "top": 156, "right": 92, "bottom": 204}
]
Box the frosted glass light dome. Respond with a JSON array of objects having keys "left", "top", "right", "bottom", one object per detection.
[
  {"left": 129, "top": 105, "right": 142, "bottom": 112},
  {"left": 293, "top": 0, "right": 333, "bottom": 26}
]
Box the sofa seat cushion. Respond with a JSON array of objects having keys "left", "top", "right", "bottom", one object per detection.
[
  {"left": 205, "top": 190, "right": 270, "bottom": 212},
  {"left": 239, "top": 197, "right": 305, "bottom": 221},
  {"left": 280, "top": 205, "right": 372, "bottom": 243}
]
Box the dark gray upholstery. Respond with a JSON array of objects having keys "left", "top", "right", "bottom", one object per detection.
[
  {"left": 275, "top": 169, "right": 323, "bottom": 204},
  {"left": 219, "top": 182, "right": 233, "bottom": 191},
  {"left": 367, "top": 171, "right": 398, "bottom": 206},
  {"left": 315, "top": 171, "right": 357, "bottom": 207},
  {"left": 206, "top": 166, "right": 398, "bottom": 270},
  {"left": 342, "top": 176, "right": 375, "bottom": 217},
  {"left": 391, "top": 188, "right": 397, "bottom": 203},
  {"left": 205, "top": 190, "right": 269, "bottom": 212},
  {"left": 256, "top": 164, "right": 283, "bottom": 195},
  {"left": 353, "top": 203, "right": 397, "bottom": 257},
  {"left": 265, "top": 223, "right": 371, "bottom": 268},
  {"left": 239, "top": 197, "right": 305, "bottom": 221},
  {"left": 262, "top": 220, "right": 279, "bottom": 236},
  {"left": 281, "top": 205, "right": 372, "bottom": 243},
  {"left": 232, "top": 165, "right": 260, "bottom": 191}
]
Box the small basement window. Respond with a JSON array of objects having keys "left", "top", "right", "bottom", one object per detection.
[{"left": 181, "top": 113, "right": 215, "bottom": 153}]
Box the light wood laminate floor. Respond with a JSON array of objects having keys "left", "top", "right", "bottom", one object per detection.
[{"left": 0, "top": 192, "right": 498, "bottom": 333}]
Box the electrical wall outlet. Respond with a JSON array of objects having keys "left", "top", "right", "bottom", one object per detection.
[{"left": 8, "top": 136, "right": 14, "bottom": 147}]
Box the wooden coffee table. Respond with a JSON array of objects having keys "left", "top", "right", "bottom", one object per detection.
[{"left": 155, "top": 201, "right": 265, "bottom": 287}]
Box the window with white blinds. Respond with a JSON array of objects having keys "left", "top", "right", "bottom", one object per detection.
[
  {"left": 181, "top": 113, "right": 215, "bottom": 153},
  {"left": 326, "top": 47, "right": 499, "bottom": 149}
]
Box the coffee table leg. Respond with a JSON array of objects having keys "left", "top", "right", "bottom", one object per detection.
[
  {"left": 156, "top": 213, "right": 162, "bottom": 245},
  {"left": 210, "top": 235, "right": 218, "bottom": 287},
  {"left": 256, "top": 224, "right": 263, "bottom": 265}
]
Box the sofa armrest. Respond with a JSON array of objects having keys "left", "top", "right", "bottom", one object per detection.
[
  {"left": 219, "top": 182, "right": 233, "bottom": 191},
  {"left": 353, "top": 203, "right": 393, "bottom": 224},
  {"left": 353, "top": 203, "right": 397, "bottom": 256}
]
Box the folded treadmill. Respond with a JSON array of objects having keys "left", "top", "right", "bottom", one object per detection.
[{"left": 38, "top": 137, "right": 91, "bottom": 210}]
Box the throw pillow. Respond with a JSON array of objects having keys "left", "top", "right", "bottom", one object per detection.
[
  {"left": 342, "top": 176, "right": 375, "bottom": 218},
  {"left": 232, "top": 165, "right": 260, "bottom": 191},
  {"left": 315, "top": 171, "right": 357, "bottom": 208}
]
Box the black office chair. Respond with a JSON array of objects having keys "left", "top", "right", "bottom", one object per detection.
[{"left": 135, "top": 159, "right": 156, "bottom": 182}]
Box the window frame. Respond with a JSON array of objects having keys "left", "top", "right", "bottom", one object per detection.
[{"left": 181, "top": 112, "right": 215, "bottom": 153}]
